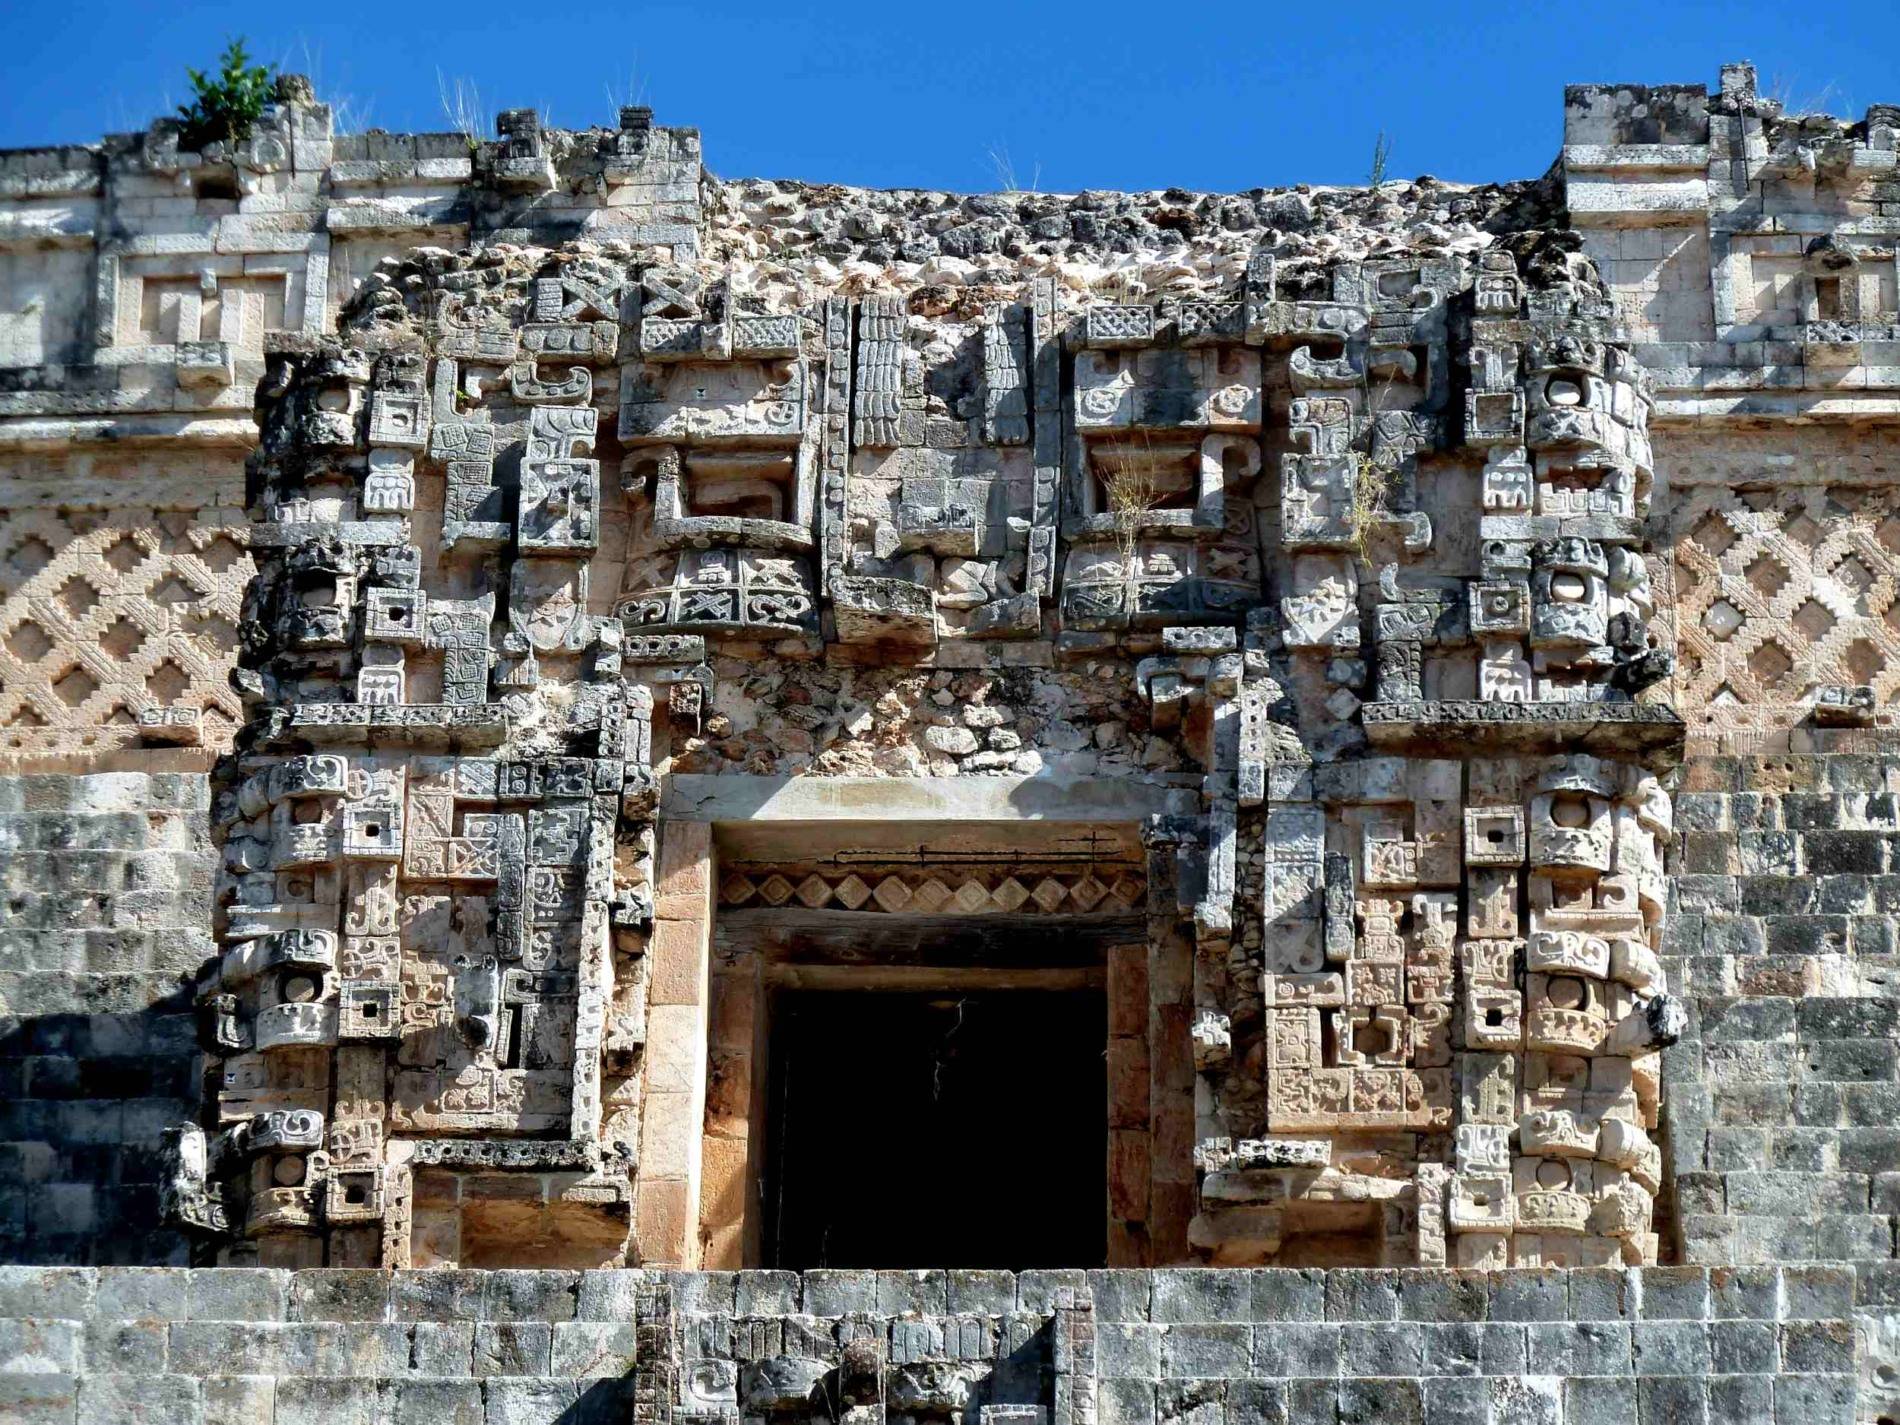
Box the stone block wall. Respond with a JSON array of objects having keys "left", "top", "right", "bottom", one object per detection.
[
  {"left": 0, "top": 773, "right": 213, "bottom": 1265},
  {"left": 1661, "top": 747, "right": 1900, "bottom": 1269},
  {"left": 0, "top": 1265, "right": 1883, "bottom": 1424}
]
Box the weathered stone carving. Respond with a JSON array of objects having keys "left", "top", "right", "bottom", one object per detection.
[
  {"left": 1061, "top": 293, "right": 1266, "bottom": 635},
  {"left": 152, "top": 169, "right": 1686, "bottom": 1270},
  {"left": 178, "top": 244, "right": 652, "bottom": 1263},
  {"left": 0, "top": 72, "right": 1727, "bottom": 1273},
  {"left": 1178, "top": 230, "right": 1682, "bottom": 1268},
  {"left": 618, "top": 266, "right": 820, "bottom": 642}
]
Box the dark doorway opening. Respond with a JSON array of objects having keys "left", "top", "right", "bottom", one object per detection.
[{"left": 764, "top": 989, "right": 1106, "bottom": 1269}]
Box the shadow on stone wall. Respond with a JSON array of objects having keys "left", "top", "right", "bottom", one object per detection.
[
  {"left": 0, "top": 770, "right": 214, "bottom": 1267},
  {"left": 0, "top": 1005, "right": 196, "bottom": 1265}
]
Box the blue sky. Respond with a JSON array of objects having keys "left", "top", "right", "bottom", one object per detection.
[{"left": 1, "top": 0, "right": 1890, "bottom": 192}]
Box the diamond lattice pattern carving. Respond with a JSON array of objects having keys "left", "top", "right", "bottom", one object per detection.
[
  {"left": 0, "top": 505, "right": 251, "bottom": 765},
  {"left": 1672, "top": 485, "right": 1900, "bottom": 735}
]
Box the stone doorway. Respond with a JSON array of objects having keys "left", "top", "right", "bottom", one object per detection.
[
  {"left": 647, "top": 796, "right": 1175, "bottom": 1270},
  {"left": 702, "top": 891, "right": 1144, "bottom": 1270},
  {"left": 763, "top": 988, "right": 1107, "bottom": 1269}
]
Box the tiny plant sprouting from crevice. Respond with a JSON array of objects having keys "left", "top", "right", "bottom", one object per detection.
[
  {"left": 288, "top": 37, "right": 373, "bottom": 137},
  {"left": 176, "top": 39, "right": 276, "bottom": 151},
  {"left": 1347, "top": 450, "right": 1406, "bottom": 561},
  {"left": 1106, "top": 458, "right": 1162, "bottom": 581},
  {"left": 437, "top": 70, "right": 485, "bottom": 152},
  {"left": 986, "top": 143, "right": 1041, "bottom": 195},
  {"left": 605, "top": 66, "right": 649, "bottom": 119},
  {"left": 1763, "top": 73, "right": 1844, "bottom": 117},
  {"left": 1103, "top": 426, "right": 1165, "bottom": 617},
  {"left": 1367, "top": 130, "right": 1392, "bottom": 188},
  {"left": 1347, "top": 369, "right": 1405, "bottom": 559}
]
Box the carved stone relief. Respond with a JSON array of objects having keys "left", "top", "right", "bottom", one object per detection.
[{"left": 149, "top": 123, "right": 1685, "bottom": 1274}]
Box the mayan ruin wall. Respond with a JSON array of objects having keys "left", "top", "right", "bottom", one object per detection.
[{"left": 4, "top": 60, "right": 1900, "bottom": 1423}]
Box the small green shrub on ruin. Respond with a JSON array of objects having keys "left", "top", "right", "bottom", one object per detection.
[{"left": 176, "top": 40, "right": 276, "bottom": 150}]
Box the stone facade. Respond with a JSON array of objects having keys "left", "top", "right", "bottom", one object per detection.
[
  {"left": 0, "top": 59, "right": 1897, "bottom": 1421},
  {"left": 0, "top": 1263, "right": 1881, "bottom": 1425}
]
